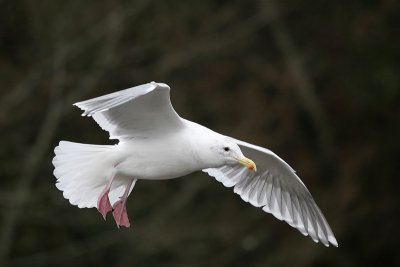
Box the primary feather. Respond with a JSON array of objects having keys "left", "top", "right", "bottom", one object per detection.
[{"left": 204, "top": 140, "right": 337, "bottom": 247}]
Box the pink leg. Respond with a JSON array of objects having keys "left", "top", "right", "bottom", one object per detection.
[
  {"left": 97, "top": 175, "right": 115, "bottom": 219},
  {"left": 112, "top": 179, "right": 134, "bottom": 228}
]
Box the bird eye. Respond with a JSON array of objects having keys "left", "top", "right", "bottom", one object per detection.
[{"left": 224, "top": 147, "right": 230, "bottom": 152}]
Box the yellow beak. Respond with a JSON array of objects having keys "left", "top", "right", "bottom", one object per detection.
[{"left": 238, "top": 157, "right": 257, "bottom": 171}]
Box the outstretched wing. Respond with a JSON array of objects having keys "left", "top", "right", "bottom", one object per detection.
[
  {"left": 74, "top": 82, "right": 184, "bottom": 140},
  {"left": 203, "top": 139, "right": 338, "bottom": 247}
]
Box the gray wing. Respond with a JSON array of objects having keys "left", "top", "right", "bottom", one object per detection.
[
  {"left": 203, "top": 139, "right": 338, "bottom": 247},
  {"left": 74, "top": 82, "right": 184, "bottom": 140}
]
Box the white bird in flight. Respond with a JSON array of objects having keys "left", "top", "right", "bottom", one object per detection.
[{"left": 52, "top": 82, "right": 338, "bottom": 247}]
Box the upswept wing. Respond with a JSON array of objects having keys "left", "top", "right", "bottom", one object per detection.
[
  {"left": 74, "top": 82, "right": 184, "bottom": 140},
  {"left": 204, "top": 139, "right": 338, "bottom": 247}
]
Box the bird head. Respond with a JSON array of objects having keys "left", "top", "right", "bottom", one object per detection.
[{"left": 212, "top": 137, "right": 257, "bottom": 171}]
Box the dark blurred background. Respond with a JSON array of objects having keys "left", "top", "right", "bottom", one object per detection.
[{"left": 1, "top": 0, "right": 399, "bottom": 266}]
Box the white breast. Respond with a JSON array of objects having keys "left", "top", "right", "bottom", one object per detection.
[{"left": 113, "top": 130, "right": 202, "bottom": 180}]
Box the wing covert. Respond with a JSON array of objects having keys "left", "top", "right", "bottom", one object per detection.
[{"left": 74, "top": 82, "right": 184, "bottom": 140}]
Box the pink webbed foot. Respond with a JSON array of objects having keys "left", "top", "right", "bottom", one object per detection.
[
  {"left": 112, "top": 198, "right": 130, "bottom": 228},
  {"left": 97, "top": 188, "right": 112, "bottom": 219}
]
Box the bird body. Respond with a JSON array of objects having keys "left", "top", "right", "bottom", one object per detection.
[
  {"left": 114, "top": 122, "right": 222, "bottom": 180},
  {"left": 53, "top": 82, "right": 338, "bottom": 247}
]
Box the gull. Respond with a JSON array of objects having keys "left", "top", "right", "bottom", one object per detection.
[{"left": 52, "top": 82, "right": 338, "bottom": 247}]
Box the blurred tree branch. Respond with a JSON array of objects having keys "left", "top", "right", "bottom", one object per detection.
[
  {"left": 0, "top": 69, "right": 43, "bottom": 123},
  {"left": 0, "top": 46, "right": 67, "bottom": 267},
  {"left": 8, "top": 176, "right": 210, "bottom": 267},
  {"left": 154, "top": 14, "right": 264, "bottom": 77},
  {"left": 0, "top": 4, "right": 129, "bottom": 265},
  {"left": 260, "top": 0, "right": 336, "bottom": 180}
]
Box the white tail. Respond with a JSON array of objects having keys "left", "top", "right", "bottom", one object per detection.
[{"left": 53, "top": 141, "right": 131, "bottom": 209}]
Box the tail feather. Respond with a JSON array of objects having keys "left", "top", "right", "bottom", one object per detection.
[{"left": 53, "top": 141, "right": 125, "bottom": 209}]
